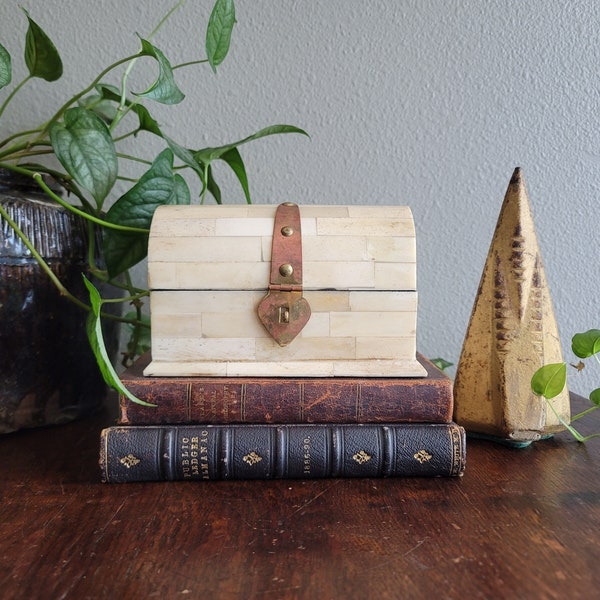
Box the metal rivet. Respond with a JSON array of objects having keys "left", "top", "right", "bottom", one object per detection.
[
  {"left": 281, "top": 226, "right": 294, "bottom": 237},
  {"left": 279, "top": 263, "right": 293, "bottom": 277}
]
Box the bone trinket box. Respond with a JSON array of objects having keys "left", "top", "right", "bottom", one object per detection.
[{"left": 144, "top": 203, "right": 426, "bottom": 378}]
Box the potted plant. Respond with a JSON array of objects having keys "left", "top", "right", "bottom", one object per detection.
[{"left": 0, "top": 0, "right": 307, "bottom": 431}]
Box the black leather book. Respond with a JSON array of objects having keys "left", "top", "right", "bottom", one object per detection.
[{"left": 100, "top": 422, "right": 466, "bottom": 482}]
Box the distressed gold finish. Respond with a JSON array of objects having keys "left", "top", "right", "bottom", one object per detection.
[{"left": 453, "top": 168, "right": 570, "bottom": 443}]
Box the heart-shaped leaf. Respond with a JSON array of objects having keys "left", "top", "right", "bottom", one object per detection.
[
  {"left": 103, "top": 149, "right": 190, "bottom": 277},
  {"left": 22, "top": 9, "right": 62, "bottom": 81},
  {"left": 0, "top": 43, "right": 11, "bottom": 89},
  {"left": 49, "top": 107, "right": 118, "bottom": 207},
  {"left": 531, "top": 362, "right": 567, "bottom": 399},
  {"left": 135, "top": 38, "right": 185, "bottom": 105},
  {"left": 206, "top": 0, "right": 236, "bottom": 73},
  {"left": 572, "top": 329, "right": 600, "bottom": 359}
]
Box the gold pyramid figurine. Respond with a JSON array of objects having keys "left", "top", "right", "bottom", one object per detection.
[{"left": 453, "top": 167, "right": 570, "bottom": 445}]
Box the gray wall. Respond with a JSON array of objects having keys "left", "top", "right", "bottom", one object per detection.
[{"left": 1, "top": 1, "right": 598, "bottom": 392}]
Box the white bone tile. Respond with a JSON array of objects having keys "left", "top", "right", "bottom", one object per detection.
[
  {"left": 255, "top": 336, "right": 356, "bottom": 360},
  {"left": 330, "top": 312, "right": 416, "bottom": 337},
  {"left": 356, "top": 337, "right": 416, "bottom": 359},
  {"left": 348, "top": 291, "right": 417, "bottom": 312}
]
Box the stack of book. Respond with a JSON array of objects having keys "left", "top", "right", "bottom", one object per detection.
[{"left": 99, "top": 353, "right": 465, "bottom": 482}]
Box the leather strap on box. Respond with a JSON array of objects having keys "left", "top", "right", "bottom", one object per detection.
[{"left": 257, "top": 203, "right": 311, "bottom": 346}]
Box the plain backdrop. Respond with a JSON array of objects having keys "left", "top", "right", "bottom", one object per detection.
[{"left": 1, "top": 1, "right": 598, "bottom": 393}]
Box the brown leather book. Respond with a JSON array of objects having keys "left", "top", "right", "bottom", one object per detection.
[{"left": 118, "top": 353, "right": 453, "bottom": 425}]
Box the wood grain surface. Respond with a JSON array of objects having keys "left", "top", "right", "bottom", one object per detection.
[{"left": 1, "top": 394, "right": 599, "bottom": 599}]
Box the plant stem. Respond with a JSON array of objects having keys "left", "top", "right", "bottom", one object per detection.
[
  {"left": 0, "top": 162, "right": 97, "bottom": 214},
  {"left": 111, "top": 1, "right": 187, "bottom": 133},
  {"left": 570, "top": 404, "right": 600, "bottom": 422},
  {"left": 545, "top": 398, "right": 586, "bottom": 442},
  {"left": 33, "top": 173, "right": 150, "bottom": 233},
  {"left": 117, "top": 152, "right": 153, "bottom": 166},
  {"left": 0, "top": 127, "right": 44, "bottom": 150},
  {"left": 0, "top": 197, "right": 149, "bottom": 327},
  {"left": 173, "top": 59, "right": 208, "bottom": 70},
  {"left": 0, "top": 140, "right": 53, "bottom": 161},
  {"left": 149, "top": 0, "right": 186, "bottom": 39},
  {"left": 36, "top": 54, "right": 140, "bottom": 140},
  {"left": 0, "top": 202, "right": 89, "bottom": 311},
  {"left": 0, "top": 75, "right": 32, "bottom": 120}
]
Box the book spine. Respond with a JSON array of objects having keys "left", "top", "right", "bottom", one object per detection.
[
  {"left": 100, "top": 423, "right": 466, "bottom": 482},
  {"left": 118, "top": 380, "right": 453, "bottom": 425}
]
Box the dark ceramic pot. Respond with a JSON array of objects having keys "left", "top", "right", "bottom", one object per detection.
[{"left": 0, "top": 169, "right": 117, "bottom": 433}]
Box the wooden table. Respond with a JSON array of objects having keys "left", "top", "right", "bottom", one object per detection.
[{"left": 1, "top": 395, "right": 599, "bottom": 599}]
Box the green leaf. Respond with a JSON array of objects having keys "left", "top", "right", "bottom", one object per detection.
[
  {"left": 205, "top": 164, "right": 222, "bottom": 204},
  {"left": 206, "top": 0, "right": 236, "bottom": 73},
  {"left": 164, "top": 135, "right": 204, "bottom": 175},
  {"left": 571, "top": 329, "right": 600, "bottom": 359},
  {"left": 102, "top": 231, "right": 149, "bottom": 280},
  {"left": 49, "top": 107, "right": 118, "bottom": 207},
  {"left": 0, "top": 43, "right": 11, "bottom": 89},
  {"left": 194, "top": 125, "right": 309, "bottom": 164},
  {"left": 220, "top": 147, "right": 250, "bottom": 203},
  {"left": 22, "top": 9, "right": 62, "bottom": 81},
  {"left": 166, "top": 125, "right": 308, "bottom": 203},
  {"left": 430, "top": 358, "right": 453, "bottom": 371},
  {"left": 106, "top": 149, "right": 188, "bottom": 227},
  {"left": 95, "top": 83, "right": 163, "bottom": 136},
  {"left": 531, "top": 363, "right": 567, "bottom": 399},
  {"left": 82, "top": 276, "right": 154, "bottom": 406},
  {"left": 164, "top": 135, "right": 207, "bottom": 195},
  {"left": 134, "top": 104, "right": 163, "bottom": 136},
  {"left": 135, "top": 38, "right": 185, "bottom": 105},
  {"left": 78, "top": 94, "right": 118, "bottom": 124},
  {"left": 590, "top": 388, "right": 600, "bottom": 407},
  {"left": 192, "top": 125, "right": 308, "bottom": 203},
  {"left": 103, "top": 149, "right": 190, "bottom": 277}
]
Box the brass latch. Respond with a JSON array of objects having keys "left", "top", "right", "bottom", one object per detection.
[{"left": 257, "top": 202, "right": 311, "bottom": 346}]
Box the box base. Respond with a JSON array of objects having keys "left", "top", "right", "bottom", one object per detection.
[{"left": 143, "top": 358, "right": 428, "bottom": 378}]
